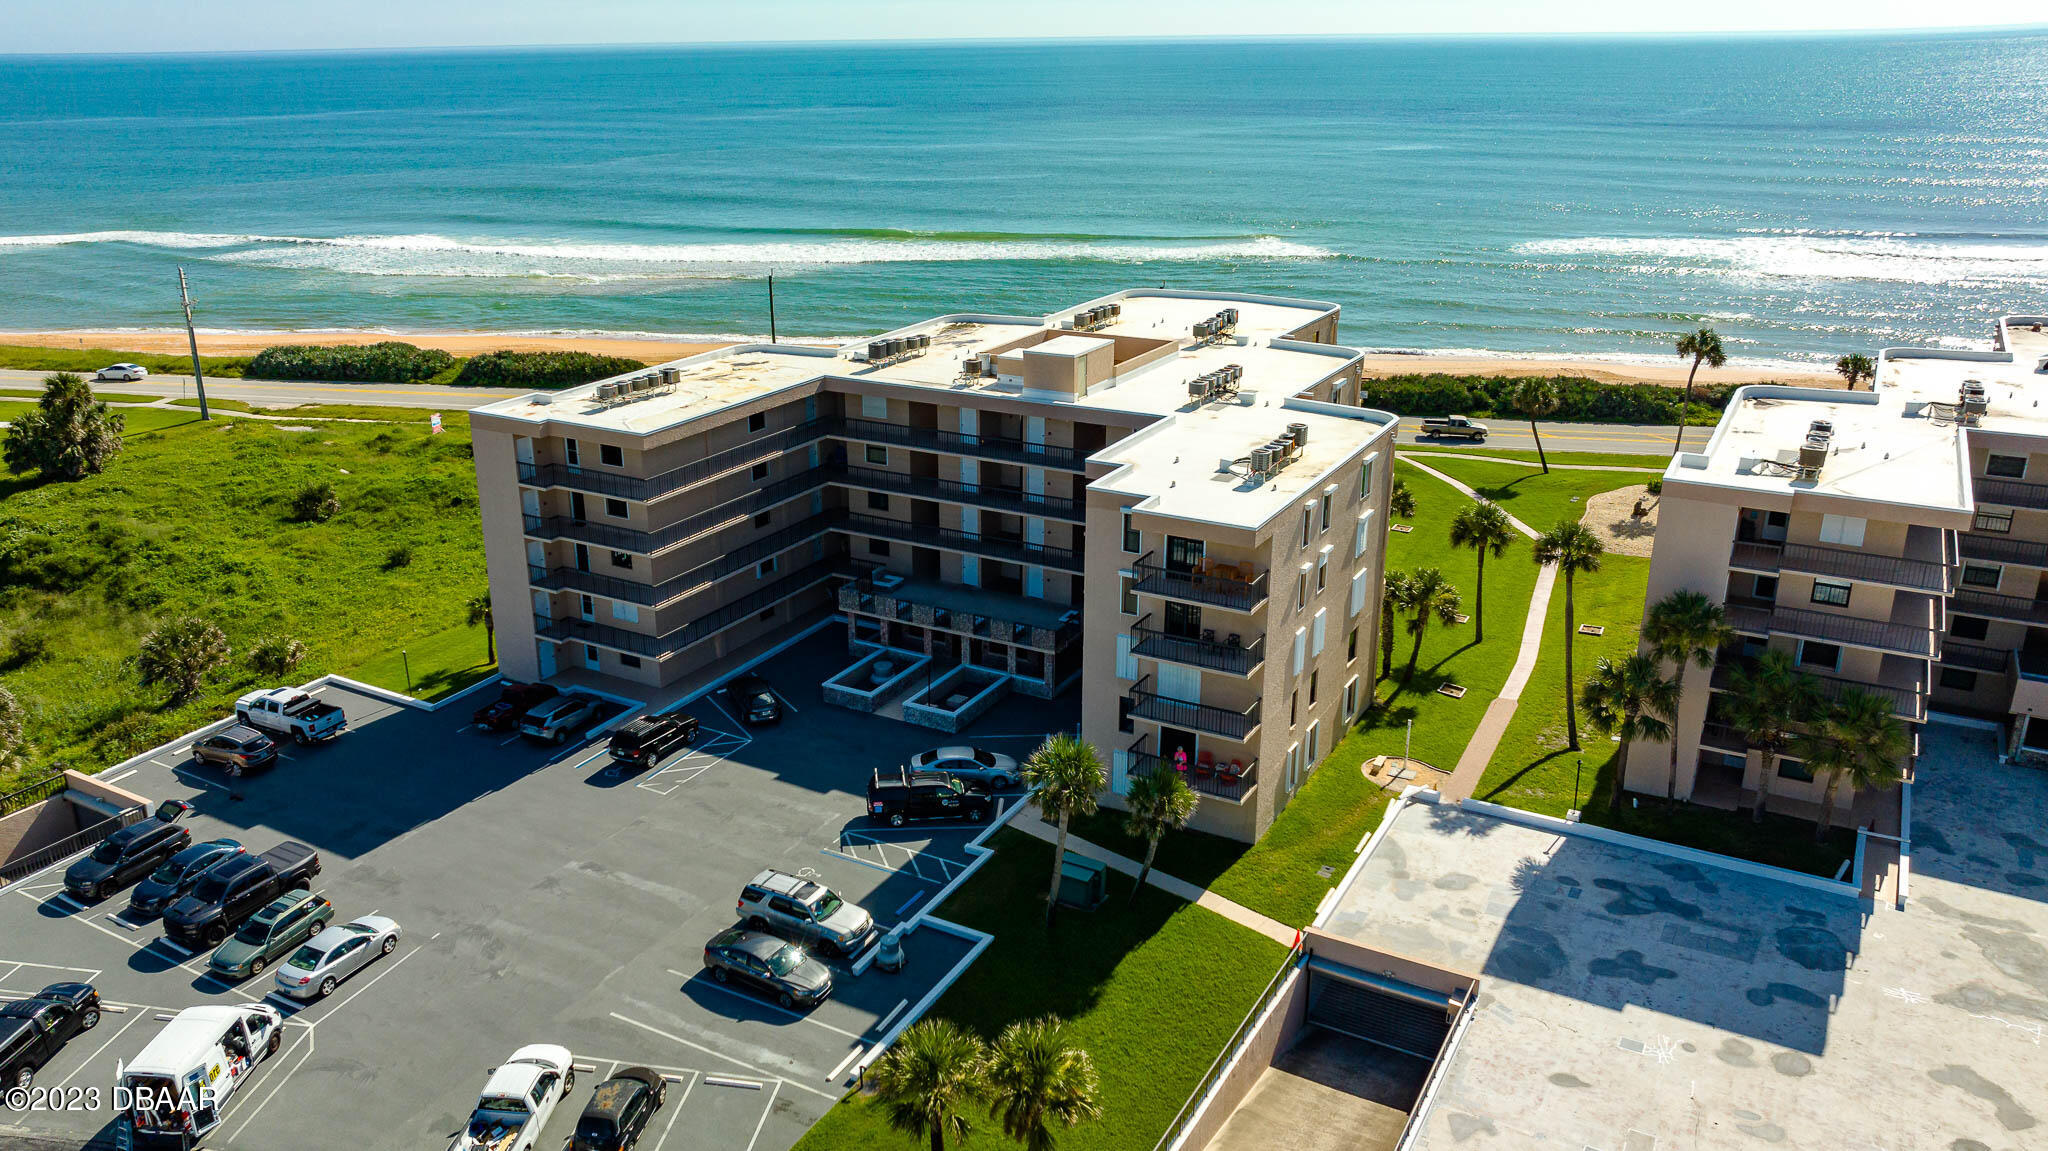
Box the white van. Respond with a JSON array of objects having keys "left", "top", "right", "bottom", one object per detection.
[{"left": 121, "top": 1003, "right": 284, "bottom": 1149}]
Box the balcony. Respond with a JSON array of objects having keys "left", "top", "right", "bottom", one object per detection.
[
  {"left": 1709, "top": 657, "right": 1927, "bottom": 722},
  {"left": 1766, "top": 603, "right": 1938, "bottom": 658},
  {"left": 1959, "top": 534, "right": 2048, "bottom": 568},
  {"left": 1127, "top": 737, "right": 1255, "bottom": 803},
  {"left": 1949, "top": 588, "right": 2048, "bottom": 627},
  {"left": 523, "top": 467, "right": 837, "bottom": 555},
  {"left": 836, "top": 572, "right": 1081, "bottom": 651},
  {"left": 535, "top": 559, "right": 852, "bottom": 659},
  {"left": 531, "top": 512, "right": 840, "bottom": 607},
  {"left": 840, "top": 512, "right": 1083, "bottom": 573},
  {"left": 1940, "top": 640, "right": 2011, "bottom": 673},
  {"left": 1728, "top": 539, "right": 1952, "bottom": 594},
  {"left": 1698, "top": 722, "right": 1751, "bottom": 755},
  {"left": 517, "top": 416, "right": 836, "bottom": 502},
  {"left": 1129, "top": 616, "right": 1265, "bottom": 676},
  {"left": 838, "top": 465, "right": 1084, "bottom": 522},
  {"left": 839, "top": 417, "right": 1086, "bottom": 471},
  {"left": 1974, "top": 476, "right": 2048, "bottom": 510},
  {"left": 1125, "top": 680, "right": 1260, "bottom": 742},
  {"left": 1724, "top": 598, "right": 1775, "bottom": 636},
  {"left": 1130, "top": 556, "right": 1269, "bottom": 613}
]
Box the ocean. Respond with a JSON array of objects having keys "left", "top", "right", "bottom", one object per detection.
[{"left": 0, "top": 32, "right": 2044, "bottom": 366}]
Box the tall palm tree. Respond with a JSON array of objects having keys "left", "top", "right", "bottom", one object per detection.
[
  {"left": 1398, "top": 566, "right": 1463, "bottom": 681},
  {"left": 1721, "top": 650, "right": 1822, "bottom": 824},
  {"left": 869, "top": 1019, "right": 989, "bottom": 1151},
  {"left": 1673, "top": 328, "right": 1727, "bottom": 452},
  {"left": 1581, "top": 654, "right": 1678, "bottom": 814},
  {"left": 1795, "top": 688, "right": 1909, "bottom": 842},
  {"left": 1122, "top": 767, "right": 1198, "bottom": 906},
  {"left": 1834, "top": 353, "right": 1875, "bottom": 391},
  {"left": 985, "top": 1017, "right": 1103, "bottom": 1151},
  {"left": 1641, "top": 590, "right": 1734, "bottom": 805},
  {"left": 1448, "top": 501, "right": 1515, "bottom": 644},
  {"left": 466, "top": 592, "right": 495, "bottom": 664},
  {"left": 1021, "top": 734, "right": 1105, "bottom": 925},
  {"left": 1511, "top": 378, "right": 1560, "bottom": 473},
  {"left": 1389, "top": 476, "right": 1416, "bottom": 518},
  {"left": 1533, "top": 521, "right": 1605, "bottom": 749},
  {"left": 1379, "top": 568, "right": 1414, "bottom": 682}
]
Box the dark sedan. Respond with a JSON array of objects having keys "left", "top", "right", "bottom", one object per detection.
[
  {"left": 702, "top": 929, "right": 831, "bottom": 1010},
  {"left": 0, "top": 983, "right": 100, "bottom": 1091},
  {"left": 724, "top": 675, "right": 782, "bottom": 726},
  {"left": 572, "top": 1066, "right": 668, "bottom": 1151},
  {"left": 128, "top": 838, "right": 244, "bottom": 918}
]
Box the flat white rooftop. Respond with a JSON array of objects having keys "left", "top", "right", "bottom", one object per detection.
[
  {"left": 1063, "top": 291, "right": 1333, "bottom": 344},
  {"left": 1093, "top": 399, "right": 1383, "bottom": 530}
]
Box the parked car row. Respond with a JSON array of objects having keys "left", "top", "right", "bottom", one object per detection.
[
  {"left": 471, "top": 681, "right": 615, "bottom": 747},
  {"left": 453, "top": 1046, "right": 666, "bottom": 1151}
]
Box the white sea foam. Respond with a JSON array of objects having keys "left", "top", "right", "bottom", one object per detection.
[
  {"left": 0, "top": 230, "right": 1335, "bottom": 277},
  {"left": 1516, "top": 234, "right": 2048, "bottom": 287}
]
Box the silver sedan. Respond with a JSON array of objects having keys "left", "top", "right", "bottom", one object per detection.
[
  {"left": 908, "top": 746, "right": 1020, "bottom": 790},
  {"left": 274, "top": 915, "right": 401, "bottom": 999}
]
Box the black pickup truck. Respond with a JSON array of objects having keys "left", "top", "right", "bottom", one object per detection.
[{"left": 162, "top": 841, "right": 322, "bottom": 947}]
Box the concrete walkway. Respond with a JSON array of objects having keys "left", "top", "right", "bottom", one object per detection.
[
  {"left": 1398, "top": 457, "right": 1561, "bottom": 803},
  {"left": 1010, "top": 813, "right": 1298, "bottom": 946},
  {"left": 1400, "top": 449, "right": 1663, "bottom": 474}
]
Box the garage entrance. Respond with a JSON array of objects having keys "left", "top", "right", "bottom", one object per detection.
[{"left": 1304, "top": 959, "right": 1458, "bottom": 1061}]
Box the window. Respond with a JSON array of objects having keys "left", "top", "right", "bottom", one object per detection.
[
  {"left": 620, "top": 654, "right": 642, "bottom": 669},
  {"left": 1962, "top": 563, "right": 2002, "bottom": 589},
  {"left": 757, "top": 558, "right": 778, "bottom": 578},
  {"left": 1777, "top": 757, "right": 1815, "bottom": 783},
  {"left": 748, "top": 411, "right": 767, "bottom": 433},
  {"left": 1797, "top": 641, "right": 1841, "bottom": 671},
  {"left": 1347, "top": 627, "right": 1358, "bottom": 661},
  {"left": 1306, "top": 721, "right": 1321, "bottom": 767},
  {"left": 1817, "top": 514, "right": 1866, "bottom": 547},
  {"left": 1939, "top": 667, "right": 1979, "bottom": 691},
  {"left": 1316, "top": 549, "right": 1331, "bottom": 592},
  {"left": 1754, "top": 575, "right": 1779, "bottom": 602},
  {"left": 867, "top": 491, "right": 889, "bottom": 511},
  {"left": 1119, "top": 576, "right": 1137, "bottom": 615},
  {"left": 865, "top": 445, "right": 888, "bottom": 466},
  {"left": 1951, "top": 615, "right": 1990, "bottom": 641},
  {"left": 1121, "top": 511, "right": 1140, "bottom": 553},
  {"left": 609, "top": 551, "right": 632, "bottom": 569},
  {"left": 610, "top": 601, "right": 638, "bottom": 623},
  {"left": 753, "top": 512, "right": 772, "bottom": 529},
  {"left": 579, "top": 594, "right": 594, "bottom": 618},
  {"left": 564, "top": 438, "right": 580, "bottom": 466},
  {"left": 861, "top": 395, "right": 889, "bottom": 420},
  {"left": 1358, "top": 455, "right": 1374, "bottom": 502},
  {"left": 1320, "top": 491, "right": 1333, "bottom": 532},
  {"left": 1309, "top": 670, "right": 1319, "bottom": 705},
  {"left": 870, "top": 538, "right": 891, "bottom": 556},
  {"left": 1975, "top": 508, "right": 2015, "bottom": 533},
  {"left": 1986, "top": 453, "right": 2028, "bottom": 478},
  {"left": 1295, "top": 570, "right": 1308, "bottom": 611},
  {"left": 604, "top": 497, "right": 627, "bottom": 519},
  {"left": 758, "top": 607, "right": 776, "bottom": 622},
  {"left": 599, "top": 443, "right": 623, "bottom": 467},
  {"left": 1300, "top": 506, "right": 1313, "bottom": 549},
  {"left": 1117, "top": 696, "right": 1133, "bottom": 734},
  {"left": 1289, "top": 690, "right": 1298, "bottom": 725},
  {"left": 1344, "top": 675, "right": 1360, "bottom": 717},
  {"left": 1810, "top": 579, "right": 1851, "bottom": 608},
  {"left": 751, "top": 462, "right": 770, "bottom": 481}
]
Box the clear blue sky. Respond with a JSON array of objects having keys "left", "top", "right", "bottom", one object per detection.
[{"left": 3, "top": 0, "right": 2040, "bottom": 54}]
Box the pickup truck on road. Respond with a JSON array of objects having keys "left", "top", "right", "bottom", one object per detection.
[
  {"left": 235, "top": 688, "right": 347, "bottom": 744},
  {"left": 164, "top": 841, "right": 322, "bottom": 947},
  {"left": 1419, "top": 415, "right": 1490, "bottom": 441}
]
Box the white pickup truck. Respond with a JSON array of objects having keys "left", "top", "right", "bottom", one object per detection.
[
  {"left": 234, "top": 688, "right": 347, "bottom": 745},
  {"left": 451, "top": 1044, "right": 576, "bottom": 1151}
]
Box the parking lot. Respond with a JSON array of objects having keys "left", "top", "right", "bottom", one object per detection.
[{"left": 0, "top": 628, "right": 1076, "bottom": 1150}]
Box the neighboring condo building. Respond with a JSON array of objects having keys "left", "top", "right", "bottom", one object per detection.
[
  {"left": 1630, "top": 313, "right": 2048, "bottom": 816},
  {"left": 468, "top": 289, "right": 1398, "bottom": 840}
]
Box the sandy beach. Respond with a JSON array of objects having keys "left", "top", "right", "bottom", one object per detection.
[{"left": 0, "top": 330, "right": 1844, "bottom": 388}]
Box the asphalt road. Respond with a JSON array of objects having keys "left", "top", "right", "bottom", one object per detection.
[{"left": 1403, "top": 420, "right": 1698, "bottom": 456}]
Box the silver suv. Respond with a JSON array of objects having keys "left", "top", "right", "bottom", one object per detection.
[{"left": 735, "top": 870, "right": 876, "bottom": 958}]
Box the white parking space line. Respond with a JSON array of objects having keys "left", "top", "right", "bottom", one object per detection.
[
  {"left": 0, "top": 958, "right": 103, "bottom": 980},
  {"left": 172, "top": 768, "right": 231, "bottom": 793},
  {"left": 53, "top": 1011, "right": 143, "bottom": 1089},
  {"left": 871, "top": 999, "right": 909, "bottom": 1037},
  {"left": 498, "top": 733, "right": 522, "bottom": 747},
  {"left": 820, "top": 846, "right": 940, "bottom": 883},
  {"left": 227, "top": 1026, "right": 316, "bottom": 1141},
  {"left": 14, "top": 891, "right": 148, "bottom": 952},
  {"left": 310, "top": 940, "right": 424, "bottom": 1023},
  {"left": 0, "top": 963, "right": 19, "bottom": 985},
  {"left": 606, "top": 1012, "right": 837, "bottom": 1101},
  {"left": 744, "top": 1080, "right": 783, "bottom": 1151},
  {"left": 103, "top": 768, "right": 138, "bottom": 784},
  {"left": 663, "top": 969, "right": 866, "bottom": 1040},
  {"left": 826, "top": 1046, "right": 866, "bottom": 1082},
  {"left": 649, "top": 1070, "right": 698, "bottom": 1151},
  {"left": 705, "top": 696, "right": 745, "bottom": 731}
]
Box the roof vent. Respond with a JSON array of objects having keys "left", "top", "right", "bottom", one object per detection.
[
  {"left": 1184, "top": 363, "right": 1245, "bottom": 405},
  {"left": 1796, "top": 419, "right": 1833, "bottom": 479},
  {"left": 1960, "top": 379, "right": 1989, "bottom": 423}
]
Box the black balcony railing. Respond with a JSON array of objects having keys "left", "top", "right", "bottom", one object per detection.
[
  {"left": 839, "top": 465, "right": 1084, "bottom": 522},
  {"left": 1812, "top": 674, "right": 1926, "bottom": 722},
  {"left": 1130, "top": 619, "right": 1265, "bottom": 676},
  {"left": 1766, "top": 605, "right": 1936, "bottom": 657},
  {"left": 1127, "top": 740, "right": 1256, "bottom": 802},
  {"left": 839, "top": 417, "right": 1086, "bottom": 471},
  {"left": 535, "top": 559, "right": 852, "bottom": 659},
  {"left": 1974, "top": 476, "right": 2048, "bottom": 510},
  {"left": 1129, "top": 557, "right": 1269, "bottom": 612},
  {"left": 1698, "top": 722, "right": 1751, "bottom": 754},
  {"left": 1725, "top": 599, "right": 1775, "bottom": 635},
  {"left": 1940, "top": 640, "right": 2011, "bottom": 673},
  {"left": 524, "top": 466, "right": 837, "bottom": 555},
  {"left": 1950, "top": 589, "right": 2048, "bottom": 626},
  {"left": 1780, "top": 542, "right": 1952, "bottom": 593},
  {"left": 518, "top": 417, "right": 838, "bottom": 502},
  {"left": 1728, "top": 541, "right": 1783, "bottom": 573},
  {"left": 839, "top": 575, "right": 1082, "bottom": 651},
  {"left": 1959, "top": 533, "right": 2048, "bottom": 568},
  {"left": 531, "top": 512, "right": 842, "bottom": 607},
  {"left": 1125, "top": 686, "right": 1260, "bottom": 742},
  {"left": 841, "top": 513, "right": 1083, "bottom": 572}
]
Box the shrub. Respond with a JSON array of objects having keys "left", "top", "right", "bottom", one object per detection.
[
  {"left": 0, "top": 629, "right": 51, "bottom": 671},
  {"left": 0, "top": 684, "right": 23, "bottom": 768},
  {"left": 383, "top": 545, "right": 414, "bottom": 570},
  {"left": 1646, "top": 476, "right": 1664, "bottom": 495},
  {"left": 289, "top": 481, "right": 340, "bottom": 523},
  {"left": 248, "top": 636, "right": 308, "bottom": 679},
  {"left": 137, "top": 617, "right": 230, "bottom": 700},
  {"left": 1364, "top": 372, "right": 1738, "bottom": 425},
  {"left": 3, "top": 372, "right": 125, "bottom": 480},
  {"left": 452, "top": 350, "right": 646, "bottom": 389},
  {"left": 247, "top": 342, "right": 456, "bottom": 384}
]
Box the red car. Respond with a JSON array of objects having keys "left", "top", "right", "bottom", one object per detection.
[{"left": 472, "top": 682, "right": 558, "bottom": 731}]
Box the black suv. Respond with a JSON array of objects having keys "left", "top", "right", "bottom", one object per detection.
[
  {"left": 571, "top": 1066, "right": 668, "bottom": 1151},
  {"left": 725, "top": 675, "right": 782, "bottom": 725},
  {"left": 866, "top": 769, "right": 994, "bottom": 827},
  {"left": 63, "top": 801, "right": 192, "bottom": 903},
  {"left": 0, "top": 982, "right": 101, "bottom": 1091},
  {"left": 608, "top": 713, "right": 699, "bottom": 770}
]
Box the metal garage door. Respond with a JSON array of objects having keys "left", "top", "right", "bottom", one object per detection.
[{"left": 1305, "top": 959, "right": 1456, "bottom": 1060}]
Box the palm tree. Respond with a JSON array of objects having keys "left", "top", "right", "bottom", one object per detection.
[
  {"left": 1796, "top": 688, "right": 1909, "bottom": 842},
  {"left": 1641, "top": 590, "right": 1734, "bottom": 805},
  {"left": 1021, "top": 734, "right": 1105, "bottom": 925},
  {"left": 1834, "top": 353, "right": 1875, "bottom": 391},
  {"left": 1721, "top": 650, "right": 1822, "bottom": 824},
  {"left": 1448, "top": 501, "right": 1514, "bottom": 643},
  {"left": 1581, "top": 654, "right": 1678, "bottom": 814},
  {"left": 1379, "top": 569, "right": 1413, "bottom": 681},
  {"left": 466, "top": 592, "right": 495, "bottom": 664},
  {"left": 985, "top": 1017, "right": 1103, "bottom": 1151},
  {"left": 869, "top": 1019, "right": 988, "bottom": 1151},
  {"left": 1396, "top": 567, "right": 1462, "bottom": 681},
  {"left": 1532, "top": 521, "right": 1604, "bottom": 749},
  {"left": 1122, "top": 767, "right": 1198, "bottom": 906},
  {"left": 1673, "top": 328, "right": 1727, "bottom": 452},
  {"left": 1389, "top": 476, "right": 1416, "bottom": 518},
  {"left": 1511, "top": 378, "right": 1560, "bottom": 474}
]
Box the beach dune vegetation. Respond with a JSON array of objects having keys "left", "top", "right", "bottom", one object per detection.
[
  {"left": 247, "top": 342, "right": 456, "bottom": 383},
  {"left": 451, "top": 349, "right": 646, "bottom": 388}
]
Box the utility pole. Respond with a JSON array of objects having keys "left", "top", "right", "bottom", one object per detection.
[
  {"left": 766, "top": 274, "right": 778, "bottom": 344},
  {"left": 177, "top": 267, "right": 212, "bottom": 420}
]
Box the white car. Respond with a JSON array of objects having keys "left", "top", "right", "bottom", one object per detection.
[
  {"left": 909, "top": 746, "right": 1021, "bottom": 790},
  {"left": 94, "top": 363, "right": 148, "bottom": 382},
  {"left": 275, "top": 915, "right": 401, "bottom": 999},
  {"left": 452, "top": 1044, "right": 575, "bottom": 1151}
]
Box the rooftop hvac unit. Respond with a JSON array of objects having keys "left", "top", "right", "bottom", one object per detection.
[
  {"left": 626, "top": 376, "right": 645, "bottom": 393},
  {"left": 1797, "top": 442, "right": 1828, "bottom": 475},
  {"left": 913, "top": 332, "right": 931, "bottom": 350},
  {"left": 1194, "top": 320, "right": 1215, "bottom": 339},
  {"left": 659, "top": 367, "right": 680, "bottom": 385},
  {"left": 963, "top": 355, "right": 983, "bottom": 375},
  {"left": 595, "top": 382, "right": 618, "bottom": 402},
  {"left": 868, "top": 340, "right": 889, "bottom": 363},
  {"left": 1288, "top": 422, "right": 1310, "bottom": 448},
  {"left": 1189, "top": 379, "right": 1211, "bottom": 402},
  {"left": 1250, "top": 445, "right": 1278, "bottom": 475},
  {"left": 1107, "top": 302, "right": 1122, "bottom": 318}
]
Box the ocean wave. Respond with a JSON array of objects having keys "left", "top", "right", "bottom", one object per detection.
[
  {"left": 1515, "top": 235, "right": 2048, "bottom": 286},
  {"left": 0, "top": 229, "right": 1336, "bottom": 277}
]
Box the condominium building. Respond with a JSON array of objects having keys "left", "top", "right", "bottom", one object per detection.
[
  {"left": 468, "top": 289, "right": 1398, "bottom": 840},
  {"left": 1630, "top": 313, "right": 2048, "bottom": 816}
]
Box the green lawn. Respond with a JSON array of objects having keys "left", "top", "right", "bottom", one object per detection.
[
  {"left": 0, "top": 411, "right": 488, "bottom": 789},
  {"left": 1064, "top": 809, "right": 1248, "bottom": 890},
  {"left": 0, "top": 344, "right": 251, "bottom": 378},
  {"left": 1410, "top": 456, "right": 1650, "bottom": 535},
  {"left": 794, "top": 829, "right": 1289, "bottom": 1151},
  {"left": 1401, "top": 447, "right": 1672, "bottom": 470}
]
